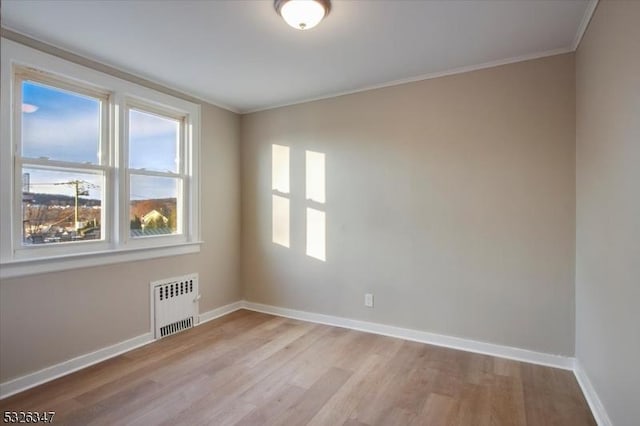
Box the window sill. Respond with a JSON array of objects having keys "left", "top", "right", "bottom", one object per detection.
[{"left": 0, "top": 241, "right": 203, "bottom": 279}]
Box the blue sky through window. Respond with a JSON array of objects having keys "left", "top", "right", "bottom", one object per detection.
[
  {"left": 22, "top": 80, "right": 100, "bottom": 163},
  {"left": 22, "top": 82, "right": 179, "bottom": 200},
  {"left": 129, "top": 109, "right": 179, "bottom": 173}
]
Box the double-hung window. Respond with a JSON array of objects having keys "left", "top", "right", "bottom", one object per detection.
[
  {"left": 16, "top": 72, "right": 109, "bottom": 250},
  {"left": 126, "top": 105, "right": 185, "bottom": 241},
  {"left": 1, "top": 39, "right": 200, "bottom": 278}
]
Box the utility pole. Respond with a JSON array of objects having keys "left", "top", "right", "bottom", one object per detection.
[
  {"left": 53, "top": 180, "right": 90, "bottom": 231},
  {"left": 74, "top": 180, "right": 89, "bottom": 231}
]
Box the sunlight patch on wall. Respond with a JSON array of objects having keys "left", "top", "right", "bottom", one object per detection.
[
  {"left": 272, "top": 144, "right": 290, "bottom": 248},
  {"left": 306, "top": 207, "right": 325, "bottom": 261},
  {"left": 305, "top": 150, "right": 326, "bottom": 260},
  {"left": 305, "top": 150, "right": 325, "bottom": 203},
  {"left": 272, "top": 195, "right": 290, "bottom": 247},
  {"left": 272, "top": 144, "right": 290, "bottom": 193}
]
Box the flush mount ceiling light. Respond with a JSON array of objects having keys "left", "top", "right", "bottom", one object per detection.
[{"left": 274, "top": 0, "right": 331, "bottom": 31}]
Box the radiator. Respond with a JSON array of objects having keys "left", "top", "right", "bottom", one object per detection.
[{"left": 151, "top": 274, "right": 199, "bottom": 339}]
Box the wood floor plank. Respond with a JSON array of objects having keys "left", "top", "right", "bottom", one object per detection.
[
  {"left": 287, "top": 327, "right": 366, "bottom": 389},
  {"left": 350, "top": 340, "right": 430, "bottom": 425},
  {"left": 455, "top": 383, "right": 492, "bottom": 426},
  {"left": 0, "top": 310, "right": 596, "bottom": 426},
  {"left": 341, "top": 351, "right": 402, "bottom": 425},
  {"left": 342, "top": 419, "right": 370, "bottom": 426},
  {"left": 234, "top": 384, "right": 306, "bottom": 426},
  {"left": 269, "top": 367, "right": 353, "bottom": 426},
  {"left": 307, "top": 354, "right": 386, "bottom": 426},
  {"left": 493, "top": 357, "right": 522, "bottom": 379},
  {"left": 237, "top": 326, "right": 334, "bottom": 406},
  {"left": 488, "top": 375, "right": 527, "bottom": 426},
  {"left": 412, "top": 392, "right": 458, "bottom": 426}
]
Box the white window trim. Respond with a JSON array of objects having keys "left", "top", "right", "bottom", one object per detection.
[
  {"left": 121, "top": 99, "right": 194, "bottom": 250},
  {"left": 12, "top": 67, "right": 113, "bottom": 260},
  {"left": 0, "top": 38, "right": 201, "bottom": 279}
]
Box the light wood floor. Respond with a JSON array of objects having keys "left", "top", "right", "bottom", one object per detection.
[{"left": 0, "top": 309, "right": 595, "bottom": 425}]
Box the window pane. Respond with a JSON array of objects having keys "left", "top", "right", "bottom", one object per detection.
[
  {"left": 22, "top": 81, "right": 101, "bottom": 164},
  {"left": 272, "top": 144, "right": 290, "bottom": 193},
  {"left": 306, "top": 208, "right": 325, "bottom": 261},
  {"left": 305, "top": 150, "right": 325, "bottom": 203},
  {"left": 129, "top": 109, "right": 180, "bottom": 173},
  {"left": 272, "top": 195, "right": 290, "bottom": 248},
  {"left": 21, "top": 168, "right": 103, "bottom": 245},
  {"left": 130, "top": 175, "right": 180, "bottom": 237}
]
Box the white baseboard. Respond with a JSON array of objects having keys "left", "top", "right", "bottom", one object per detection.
[
  {"left": 242, "top": 301, "right": 575, "bottom": 370},
  {"left": 574, "top": 359, "right": 612, "bottom": 426},
  {"left": 198, "top": 300, "right": 244, "bottom": 324},
  {"left": 0, "top": 333, "right": 153, "bottom": 400},
  {"left": 0, "top": 300, "right": 244, "bottom": 400}
]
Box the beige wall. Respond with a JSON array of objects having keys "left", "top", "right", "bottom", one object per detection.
[
  {"left": 0, "top": 37, "right": 242, "bottom": 382},
  {"left": 576, "top": 1, "right": 640, "bottom": 425},
  {"left": 241, "top": 53, "right": 576, "bottom": 356}
]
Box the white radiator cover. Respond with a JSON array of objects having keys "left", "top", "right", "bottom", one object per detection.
[{"left": 151, "top": 273, "right": 199, "bottom": 339}]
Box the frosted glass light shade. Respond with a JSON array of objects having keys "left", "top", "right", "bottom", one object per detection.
[{"left": 275, "top": 0, "right": 330, "bottom": 31}]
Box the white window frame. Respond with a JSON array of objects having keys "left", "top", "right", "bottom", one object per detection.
[
  {"left": 122, "top": 100, "right": 190, "bottom": 248},
  {"left": 0, "top": 39, "right": 201, "bottom": 278},
  {"left": 12, "top": 67, "right": 112, "bottom": 260}
]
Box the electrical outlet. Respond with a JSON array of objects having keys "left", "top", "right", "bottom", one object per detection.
[{"left": 364, "top": 293, "right": 374, "bottom": 308}]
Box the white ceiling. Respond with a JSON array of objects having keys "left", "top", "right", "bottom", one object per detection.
[{"left": 2, "top": 0, "right": 595, "bottom": 113}]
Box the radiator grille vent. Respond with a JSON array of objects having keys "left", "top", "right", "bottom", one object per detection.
[
  {"left": 159, "top": 279, "right": 195, "bottom": 301},
  {"left": 152, "top": 274, "right": 199, "bottom": 339},
  {"left": 160, "top": 317, "right": 194, "bottom": 337}
]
